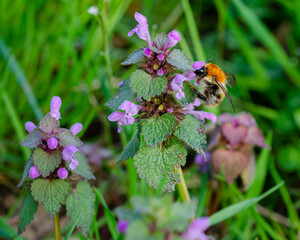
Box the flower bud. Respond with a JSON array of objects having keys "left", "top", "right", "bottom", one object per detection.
[
  {"left": 117, "top": 220, "right": 129, "bottom": 234},
  {"left": 47, "top": 137, "right": 58, "bottom": 150},
  {"left": 157, "top": 54, "right": 164, "bottom": 61},
  {"left": 167, "top": 108, "right": 173, "bottom": 113},
  {"left": 144, "top": 48, "right": 152, "bottom": 58},
  {"left": 70, "top": 123, "right": 83, "bottom": 135},
  {"left": 29, "top": 165, "right": 41, "bottom": 179},
  {"left": 157, "top": 69, "right": 164, "bottom": 76},
  {"left": 25, "top": 121, "right": 37, "bottom": 133},
  {"left": 50, "top": 96, "right": 62, "bottom": 120},
  {"left": 158, "top": 104, "right": 164, "bottom": 111},
  {"left": 57, "top": 168, "right": 68, "bottom": 179}
]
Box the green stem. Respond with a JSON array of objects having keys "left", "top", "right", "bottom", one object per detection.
[
  {"left": 54, "top": 213, "right": 61, "bottom": 240},
  {"left": 176, "top": 167, "right": 191, "bottom": 202}
]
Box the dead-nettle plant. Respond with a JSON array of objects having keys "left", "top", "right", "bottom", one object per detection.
[
  {"left": 18, "top": 96, "right": 95, "bottom": 238},
  {"left": 106, "top": 12, "right": 216, "bottom": 193}
]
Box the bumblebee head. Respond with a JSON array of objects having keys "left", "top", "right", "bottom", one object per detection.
[{"left": 194, "top": 66, "right": 207, "bottom": 78}]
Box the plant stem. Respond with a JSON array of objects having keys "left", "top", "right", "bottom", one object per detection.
[
  {"left": 54, "top": 213, "right": 61, "bottom": 240},
  {"left": 176, "top": 167, "right": 191, "bottom": 202}
]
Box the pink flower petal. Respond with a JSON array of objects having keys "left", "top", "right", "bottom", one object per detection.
[
  {"left": 244, "top": 126, "right": 269, "bottom": 148},
  {"left": 134, "top": 12, "right": 147, "bottom": 26},
  {"left": 62, "top": 145, "right": 79, "bottom": 161},
  {"left": 192, "top": 61, "right": 205, "bottom": 70},
  {"left": 183, "top": 70, "right": 197, "bottom": 81},
  {"left": 182, "top": 217, "right": 210, "bottom": 240},
  {"left": 157, "top": 69, "right": 164, "bottom": 76},
  {"left": 237, "top": 113, "right": 257, "bottom": 127},
  {"left": 29, "top": 165, "right": 41, "bottom": 179},
  {"left": 108, "top": 111, "right": 125, "bottom": 122},
  {"left": 212, "top": 149, "right": 250, "bottom": 184},
  {"left": 50, "top": 96, "right": 62, "bottom": 120},
  {"left": 222, "top": 122, "right": 248, "bottom": 147},
  {"left": 47, "top": 137, "right": 58, "bottom": 150},
  {"left": 218, "top": 113, "right": 234, "bottom": 123}
]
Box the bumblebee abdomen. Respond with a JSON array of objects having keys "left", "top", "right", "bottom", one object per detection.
[{"left": 206, "top": 63, "right": 226, "bottom": 83}]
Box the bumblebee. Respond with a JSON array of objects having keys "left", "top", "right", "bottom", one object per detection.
[{"left": 192, "top": 63, "right": 236, "bottom": 112}]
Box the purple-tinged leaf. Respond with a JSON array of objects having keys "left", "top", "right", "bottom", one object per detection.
[{"left": 39, "top": 113, "right": 59, "bottom": 134}]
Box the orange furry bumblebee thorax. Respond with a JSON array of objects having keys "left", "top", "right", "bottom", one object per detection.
[{"left": 205, "top": 63, "right": 226, "bottom": 84}]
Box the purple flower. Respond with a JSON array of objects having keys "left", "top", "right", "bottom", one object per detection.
[
  {"left": 29, "top": 165, "right": 41, "bottom": 179},
  {"left": 195, "top": 151, "right": 211, "bottom": 172},
  {"left": 183, "top": 70, "right": 197, "bottom": 81},
  {"left": 218, "top": 113, "right": 268, "bottom": 148},
  {"left": 69, "top": 160, "right": 79, "bottom": 170},
  {"left": 118, "top": 81, "right": 124, "bottom": 87},
  {"left": 182, "top": 100, "right": 217, "bottom": 123},
  {"left": 70, "top": 123, "right": 83, "bottom": 135},
  {"left": 57, "top": 168, "right": 68, "bottom": 179},
  {"left": 50, "top": 96, "right": 62, "bottom": 120},
  {"left": 182, "top": 217, "right": 210, "bottom": 240},
  {"left": 62, "top": 145, "right": 79, "bottom": 162},
  {"left": 128, "top": 12, "right": 152, "bottom": 46},
  {"left": 167, "top": 108, "right": 173, "bottom": 113},
  {"left": 47, "top": 137, "right": 58, "bottom": 150},
  {"left": 25, "top": 121, "right": 37, "bottom": 133},
  {"left": 171, "top": 74, "right": 188, "bottom": 99},
  {"left": 117, "top": 220, "right": 129, "bottom": 234},
  {"left": 163, "top": 30, "right": 181, "bottom": 50},
  {"left": 108, "top": 101, "right": 142, "bottom": 133}
]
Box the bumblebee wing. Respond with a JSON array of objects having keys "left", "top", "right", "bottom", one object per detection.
[
  {"left": 225, "top": 72, "right": 236, "bottom": 88},
  {"left": 214, "top": 78, "right": 236, "bottom": 112}
]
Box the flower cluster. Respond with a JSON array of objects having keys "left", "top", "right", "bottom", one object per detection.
[
  {"left": 207, "top": 112, "right": 268, "bottom": 185},
  {"left": 20, "top": 96, "right": 89, "bottom": 181},
  {"left": 106, "top": 12, "right": 218, "bottom": 191}
]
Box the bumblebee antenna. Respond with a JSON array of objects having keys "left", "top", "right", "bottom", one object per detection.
[{"left": 213, "top": 77, "right": 235, "bottom": 112}]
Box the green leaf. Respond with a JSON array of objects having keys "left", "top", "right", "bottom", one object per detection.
[
  {"left": 209, "top": 181, "right": 284, "bottom": 226},
  {"left": 175, "top": 82, "right": 196, "bottom": 105},
  {"left": 59, "top": 130, "right": 83, "bottom": 148},
  {"left": 105, "top": 78, "right": 137, "bottom": 111},
  {"left": 33, "top": 149, "right": 61, "bottom": 177},
  {"left": 174, "top": 114, "right": 206, "bottom": 153},
  {"left": 31, "top": 178, "right": 70, "bottom": 217},
  {"left": 130, "top": 70, "right": 168, "bottom": 101},
  {"left": 66, "top": 181, "right": 95, "bottom": 237},
  {"left": 153, "top": 33, "right": 168, "bottom": 49},
  {"left": 117, "top": 130, "right": 140, "bottom": 163},
  {"left": 67, "top": 152, "right": 95, "bottom": 179},
  {"left": 134, "top": 141, "right": 187, "bottom": 192},
  {"left": 20, "top": 128, "right": 42, "bottom": 148},
  {"left": 18, "top": 153, "right": 34, "bottom": 187},
  {"left": 141, "top": 113, "right": 175, "bottom": 147},
  {"left": 18, "top": 192, "right": 38, "bottom": 234},
  {"left": 167, "top": 49, "right": 194, "bottom": 71},
  {"left": 94, "top": 188, "right": 120, "bottom": 240},
  {"left": 121, "top": 48, "right": 145, "bottom": 66},
  {"left": 39, "top": 113, "right": 59, "bottom": 134}
]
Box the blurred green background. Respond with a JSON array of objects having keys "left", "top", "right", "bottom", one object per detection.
[{"left": 1, "top": 0, "right": 300, "bottom": 239}]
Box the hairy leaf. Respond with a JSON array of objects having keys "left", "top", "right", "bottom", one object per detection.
[
  {"left": 141, "top": 113, "right": 175, "bottom": 147},
  {"left": 153, "top": 33, "right": 168, "bottom": 49},
  {"left": 67, "top": 152, "right": 95, "bottom": 179},
  {"left": 174, "top": 115, "right": 206, "bottom": 153},
  {"left": 31, "top": 178, "right": 70, "bottom": 217},
  {"left": 105, "top": 78, "right": 137, "bottom": 111},
  {"left": 18, "top": 192, "right": 38, "bottom": 234},
  {"left": 148, "top": 45, "right": 163, "bottom": 54},
  {"left": 167, "top": 49, "right": 194, "bottom": 71},
  {"left": 121, "top": 48, "right": 145, "bottom": 66},
  {"left": 117, "top": 130, "right": 141, "bottom": 163},
  {"left": 66, "top": 181, "right": 95, "bottom": 237},
  {"left": 33, "top": 149, "right": 61, "bottom": 177},
  {"left": 20, "top": 128, "right": 42, "bottom": 148},
  {"left": 134, "top": 141, "right": 187, "bottom": 192},
  {"left": 39, "top": 113, "right": 59, "bottom": 134},
  {"left": 59, "top": 130, "right": 83, "bottom": 148},
  {"left": 18, "top": 153, "right": 34, "bottom": 187},
  {"left": 130, "top": 70, "right": 168, "bottom": 101}
]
